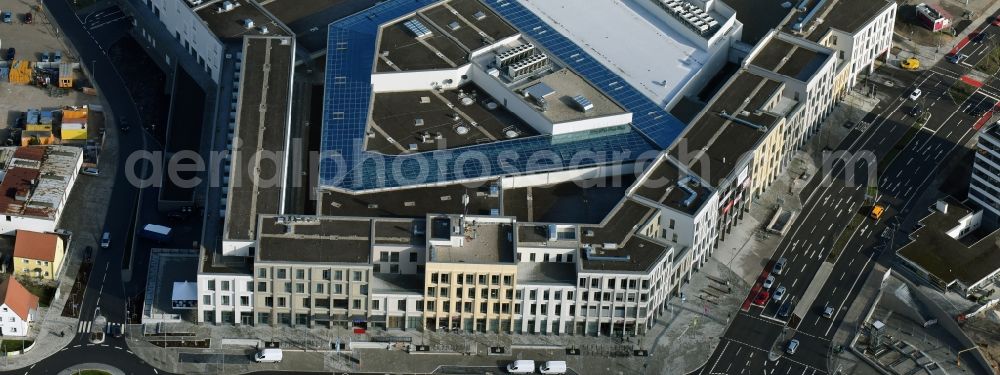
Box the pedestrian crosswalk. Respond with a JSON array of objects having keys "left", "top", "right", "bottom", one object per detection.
[{"left": 77, "top": 320, "right": 125, "bottom": 334}]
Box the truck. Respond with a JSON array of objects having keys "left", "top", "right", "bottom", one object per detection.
[{"left": 141, "top": 224, "right": 172, "bottom": 243}]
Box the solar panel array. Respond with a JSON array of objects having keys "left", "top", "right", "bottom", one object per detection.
[
  {"left": 484, "top": 0, "right": 687, "bottom": 147},
  {"left": 319, "top": 0, "right": 687, "bottom": 191}
]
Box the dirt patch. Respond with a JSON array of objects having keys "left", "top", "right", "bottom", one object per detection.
[{"left": 962, "top": 311, "right": 1000, "bottom": 370}]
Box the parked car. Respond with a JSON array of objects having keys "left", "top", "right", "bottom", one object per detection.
[
  {"left": 539, "top": 361, "right": 567, "bottom": 375},
  {"left": 772, "top": 257, "right": 788, "bottom": 275},
  {"left": 773, "top": 286, "right": 787, "bottom": 302},
  {"left": 947, "top": 53, "right": 968, "bottom": 64},
  {"left": 53, "top": 51, "right": 61, "bottom": 62},
  {"left": 254, "top": 348, "right": 282, "bottom": 363},
  {"left": 5, "top": 47, "right": 14, "bottom": 61},
  {"left": 40, "top": 52, "right": 49, "bottom": 63},
  {"left": 23, "top": 12, "right": 31, "bottom": 24},
  {"left": 900, "top": 58, "right": 919, "bottom": 71},
  {"left": 909, "top": 104, "right": 923, "bottom": 117},
  {"left": 909, "top": 88, "right": 922, "bottom": 101},
  {"left": 753, "top": 290, "right": 770, "bottom": 305},
  {"left": 762, "top": 275, "right": 775, "bottom": 289},
  {"left": 506, "top": 360, "right": 535, "bottom": 374},
  {"left": 2, "top": 11, "right": 12, "bottom": 24},
  {"left": 81, "top": 167, "right": 99, "bottom": 176},
  {"left": 777, "top": 299, "right": 794, "bottom": 318},
  {"left": 786, "top": 339, "right": 800, "bottom": 355},
  {"left": 972, "top": 32, "right": 989, "bottom": 44}
]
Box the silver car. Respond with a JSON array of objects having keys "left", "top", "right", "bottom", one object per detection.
[{"left": 773, "top": 286, "right": 786, "bottom": 302}]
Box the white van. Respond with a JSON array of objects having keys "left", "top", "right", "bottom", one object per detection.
[
  {"left": 254, "top": 348, "right": 283, "bottom": 363},
  {"left": 506, "top": 360, "right": 535, "bottom": 374},
  {"left": 540, "top": 360, "right": 567, "bottom": 374}
]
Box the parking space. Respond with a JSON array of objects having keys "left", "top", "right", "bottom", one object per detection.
[{"left": 0, "top": 0, "right": 71, "bottom": 64}]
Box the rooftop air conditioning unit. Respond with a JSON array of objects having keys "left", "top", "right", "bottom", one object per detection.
[{"left": 243, "top": 19, "right": 255, "bottom": 29}]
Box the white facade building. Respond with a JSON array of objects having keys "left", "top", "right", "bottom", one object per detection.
[{"left": 197, "top": 273, "right": 255, "bottom": 324}]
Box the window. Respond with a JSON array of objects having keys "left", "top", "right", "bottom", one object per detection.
[
  {"left": 277, "top": 297, "right": 286, "bottom": 307},
  {"left": 591, "top": 279, "right": 599, "bottom": 288},
  {"left": 334, "top": 270, "right": 343, "bottom": 280},
  {"left": 316, "top": 284, "right": 325, "bottom": 293},
  {"left": 398, "top": 300, "right": 407, "bottom": 311},
  {"left": 428, "top": 287, "right": 436, "bottom": 297},
  {"left": 478, "top": 275, "right": 486, "bottom": 284},
  {"left": 431, "top": 273, "right": 439, "bottom": 283},
  {"left": 296, "top": 283, "right": 305, "bottom": 293},
  {"left": 374, "top": 264, "right": 381, "bottom": 273},
  {"left": 352, "top": 271, "right": 363, "bottom": 281},
  {"left": 441, "top": 287, "right": 449, "bottom": 297},
  {"left": 203, "top": 295, "right": 212, "bottom": 305},
  {"left": 302, "top": 298, "right": 311, "bottom": 308},
  {"left": 426, "top": 301, "right": 435, "bottom": 311},
  {"left": 296, "top": 269, "right": 305, "bottom": 279},
  {"left": 240, "top": 296, "right": 250, "bottom": 306},
  {"left": 390, "top": 253, "right": 399, "bottom": 262},
  {"left": 490, "top": 289, "right": 499, "bottom": 299},
  {"left": 334, "top": 284, "right": 343, "bottom": 294},
  {"left": 491, "top": 275, "right": 499, "bottom": 285},
  {"left": 669, "top": 219, "right": 675, "bottom": 229},
  {"left": 441, "top": 274, "right": 450, "bottom": 283},
  {"left": 530, "top": 253, "right": 536, "bottom": 261},
  {"left": 322, "top": 270, "right": 331, "bottom": 280},
  {"left": 221, "top": 281, "right": 230, "bottom": 291},
  {"left": 503, "top": 275, "right": 512, "bottom": 285},
  {"left": 222, "top": 296, "right": 230, "bottom": 306},
  {"left": 380, "top": 252, "right": 389, "bottom": 262},
  {"left": 277, "top": 269, "right": 287, "bottom": 279},
  {"left": 207, "top": 280, "right": 215, "bottom": 291},
  {"left": 258, "top": 282, "right": 267, "bottom": 292},
  {"left": 264, "top": 297, "right": 273, "bottom": 307},
  {"left": 284, "top": 282, "right": 292, "bottom": 293},
  {"left": 390, "top": 264, "right": 399, "bottom": 273},
  {"left": 466, "top": 274, "right": 474, "bottom": 284},
  {"left": 409, "top": 252, "right": 417, "bottom": 262},
  {"left": 373, "top": 300, "right": 380, "bottom": 310},
  {"left": 246, "top": 281, "right": 253, "bottom": 291},
  {"left": 529, "top": 290, "right": 537, "bottom": 300}
]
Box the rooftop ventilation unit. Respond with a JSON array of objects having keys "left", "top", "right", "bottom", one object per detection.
[
  {"left": 719, "top": 110, "right": 766, "bottom": 131},
  {"left": 495, "top": 43, "right": 535, "bottom": 68},
  {"left": 572, "top": 95, "right": 594, "bottom": 112},
  {"left": 243, "top": 18, "right": 255, "bottom": 29},
  {"left": 506, "top": 53, "right": 548, "bottom": 80},
  {"left": 658, "top": 0, "right": 718, "bottom": 35},
  {"left": 677, "top": 175, "right": 701, "bottom": 207},
  {"left": 473, "top": 11, "right": 486, "bottom": 20},
  {"left": 448, "top": 21, "right": 461, "bottom": 31},
  {"left": 403, "top": 19, "right": 433, "bottom": 38},
  {"left": 259, "top": 25, "right": 269, "bottom": 34},
  {"left": 791, "top": 0, "right": 828, "bottom": 32},
  {"left": 218, "top": 0, "right": 236, "bottom": 12}
]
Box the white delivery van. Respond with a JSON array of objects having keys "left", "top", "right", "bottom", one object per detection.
[
  {"left": 506, "top": 360, "right": 535, "bottom": 374},
  {"left": 254, "top": 348, "right": 283, "bottom": 363},
  {"left": 540, "top": 360, "right": 568, "bottom": 374}
]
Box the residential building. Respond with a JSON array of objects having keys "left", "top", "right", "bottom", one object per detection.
[
  {"left": 0, "top": 146, "right": 83, "bottom": 235},
  {"left": 252, "top": 216, "right": 373, "bottom": 328},
  {"left": 12, "top": 230, "right": 65, "bottom": 280},
  {"left": 423, "top": 215, "right": 518, "bottom": 332},
  {"left": 0, "top": 278, "right": 38, "bottom": 337}
]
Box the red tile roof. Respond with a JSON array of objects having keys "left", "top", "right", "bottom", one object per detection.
[
  {"left": 0, "top": 278, "right": 38, "bottom": 321},
  {"left": 0, "top": 167, "right": 42, "bottom": 217},
  {"left": 13, "top": 230, "right": 59, "bottom": 262}
]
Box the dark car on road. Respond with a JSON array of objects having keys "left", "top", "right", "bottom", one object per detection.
[
  {"left": 909, "top": 104, "right": 923, "bottom": 117},
  {"left": 23, "top": 12, "right": 31, "bottom": 24},
  {"left": 5, "top": 47, "right": 14, "bottom": 61},
  {"left": 972, "top": 32, "right": 989, "bottom": 44}
]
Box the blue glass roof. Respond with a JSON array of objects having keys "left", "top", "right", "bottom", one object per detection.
[{"left": 319, "top": 0, "right": 686, "bottom": 191}]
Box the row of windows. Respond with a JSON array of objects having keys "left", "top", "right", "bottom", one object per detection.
[
  {"left": 429, "top": 273, "right": 512, "bottom": 286},
  {"left": 256, "top": 281, "right": 363, "bottom": 295},
  {"left": 262, "top": 296, "right": 366, "bottom": 310},
  {"left": 577, "top": 277, "right": 649, "bottom": 290},
  {"left": 205, "top": 279, "right": 253, "bottom": 292},
  {"left": 378, "top": 251, "right": 418, "bottom": 262},
  {"left": 202, "top": 294, "right": 250, "bottom": 307},
  {"left": 515, "top": 252, "right": 573, "bottom": 263},
  {"left": 257, "top": 268, "right": 367, "bottom": 282}
]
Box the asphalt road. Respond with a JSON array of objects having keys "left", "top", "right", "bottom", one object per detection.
[{"left": 698, "top": 12, "right": 1000, "bottom": 375}]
